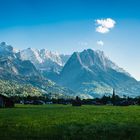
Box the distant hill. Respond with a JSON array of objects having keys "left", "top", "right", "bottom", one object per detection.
[{"left": 0, "top": 79, "right": 42, "bottom": 97}]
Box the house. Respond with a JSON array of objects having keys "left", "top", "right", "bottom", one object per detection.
[{"left": 0, "top": 94, "right": 15, "bottom": 108}]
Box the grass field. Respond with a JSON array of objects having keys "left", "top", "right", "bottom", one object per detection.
[{"left": 0, "top": 104, "right": 140, "bottom": 140}]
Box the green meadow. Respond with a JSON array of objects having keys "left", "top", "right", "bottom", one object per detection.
[{"left": 0, "top": 104, "right": 140, "bottom": 140}]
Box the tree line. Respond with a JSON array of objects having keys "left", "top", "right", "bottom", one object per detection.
[{"left": 10, "top": 93, "right": 140, "bottom": 106}]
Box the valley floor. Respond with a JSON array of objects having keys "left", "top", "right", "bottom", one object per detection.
[{"left": 0, "top": 104, "right": 140, "bottom": 140}]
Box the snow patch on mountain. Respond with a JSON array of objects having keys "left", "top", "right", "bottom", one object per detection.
[
  {"left": 20, "top": 48, "right": 70, "bottom": 73},
  {"left": 20, "top": 48, "right": 43, "bottom": 64}
]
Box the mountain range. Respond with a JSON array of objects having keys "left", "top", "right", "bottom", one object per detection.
[
  {"left": 0, "top": 42, "right": 140, "bottom": 98},
  {"left": 0, "top": 42, "right": 75, "bottom": 98}
]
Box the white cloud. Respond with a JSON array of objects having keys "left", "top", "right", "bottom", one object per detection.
[
  {"left": 97, "top": 40, "right": 104, "bottom": 46},
  {"left": 95, "top": 18, "right": 116, "bottom": 34},
  {"left": 96, "top": 26, "right": 109, "bottom": 34}
]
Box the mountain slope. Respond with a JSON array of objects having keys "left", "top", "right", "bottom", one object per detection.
[
  {"left": 0, "top": 42, "right": 75, "bottom": 98},
  {"left": 0, "top": 79, "right": 43, "bottom": 97},
  {"left": 0, "top": 42, "right": 41, "bottom": 80},
  {"left": 57, "top": 49, "right": 140, "bottom": 97}
]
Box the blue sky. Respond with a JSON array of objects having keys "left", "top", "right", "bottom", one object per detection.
[{"left": 0, "top": 0, "right": 140, "bottom": 80}]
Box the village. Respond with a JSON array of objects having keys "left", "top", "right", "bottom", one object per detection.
[{"left": 1, "top": 89, "right": 140, "bottom": 108}]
